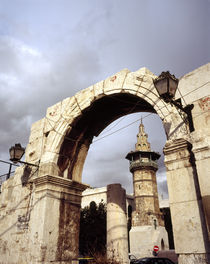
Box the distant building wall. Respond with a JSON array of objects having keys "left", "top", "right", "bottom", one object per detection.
[
  {"left": 82, "top": 186, "right": 168, "bottom": 212},
  {"left": 81, "top": 187, "right": 107, "bottom": 208}
]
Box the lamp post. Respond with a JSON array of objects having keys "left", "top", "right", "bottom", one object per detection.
[
  {"left": 0, "top": 144, "right": 25, "bottom": 181},
  {"left": 9, "top": 143, "right": 25, "bottom": 164},
  {"left": 153, "top": 71, "right": 194, "bottom": 132},
  {"left": 0, "top": 143, "right": 39, "bottom": 190},
  {"left": 9, "top": 143, "right": 39, "bottom": 167}
]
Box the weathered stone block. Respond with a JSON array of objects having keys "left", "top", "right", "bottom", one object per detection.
[
  {"left": 25, "top": 137, "right": 43, "bottom": 163},
  {"left": 74, "top": 85, "right": 94, "bottom": 112},
  {"left": 46, "top": 102, "right": 62, "bottom": 123},
  {"left": 62, "top": 96, "right": 82, "bottom": 120},
  {"left": 30, "top": 118, "right": 45, "bottom": 132},
  {"left": 29, "top": 125, "right": 45, "bottom": 143},
  {"left": 38, "top": 161, "right": 60, "bottom": 177},
  {"left": 178, "top": 63, "right": 210, "bottom": 104},
  {"left": 123, "top": 72, "right": 140, "bottom": 95},
  {"left": 170, "top": 200, "right": 207, "bottom": 253},
  {"left": 104, "top": 69, "right": 130, "bottom": 94},
  {"left": 93, "top": 80, "right": 104, "bottom": 99},
  {"left": 166, "top": 167, "right": 198, "bottom": 203}
]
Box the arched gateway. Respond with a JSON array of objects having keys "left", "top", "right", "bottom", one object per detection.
[{"left": 0, "top": 65, "right": 209, "bottom": 264}]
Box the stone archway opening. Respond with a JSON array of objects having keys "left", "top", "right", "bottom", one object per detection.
[
  {"left": 57, "top": 93, "right": 157, "bottom": 182},
  {"left": 57, "top": 95, "right": 169, "bottom": 262},
  {"left": 82, "top": 111, "right": 167, "bottom": 195},
  {"left": 55, "top": 92, "right": 168, "bottom": 262},
  {"left": 77, "top": 109, "right": 168, "bottom": 259}
]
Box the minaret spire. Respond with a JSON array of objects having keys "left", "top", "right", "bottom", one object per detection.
[{"left": 135, "top": 119, "right": 151, "bottom": 151}]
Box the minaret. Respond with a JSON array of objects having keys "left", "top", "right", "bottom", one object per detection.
[{"left": 126, "top": 119, "right": 168, "bottom": 258}]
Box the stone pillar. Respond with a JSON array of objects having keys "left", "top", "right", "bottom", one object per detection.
[
  {"left": 164, "top": 139, "right": 210, "bottom": 264},
  {"left": 29, "top": 175, "right": 87, "bottom": 264},
  {"left": 191, "top": 134, "right": 210, "bottom": 239},
  {"left": 107, "top": 184, "right": 129, "bottom": 264}
]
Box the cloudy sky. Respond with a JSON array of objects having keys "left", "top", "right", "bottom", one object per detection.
[{"left": 0, "top": 0, "right": 209, "bottom": 197}]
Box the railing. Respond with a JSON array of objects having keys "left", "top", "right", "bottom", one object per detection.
[
  {"left": 0, "top": 159, "right": 18, "bottom": 192},
  {"left": 0, "top": 171, "right": 15, "bottom": 192},
  {"left": 129, "top": 160, "right": 158, "bottom": 171}
]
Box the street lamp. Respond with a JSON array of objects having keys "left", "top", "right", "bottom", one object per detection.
[
  {"left": 9, "top": 143, "right": 39, "bottom": 167},
  {"left": 9, "top": 143, "right": 25, "bottom": 163},
  {"left": 153, "top": 71, "right": 194, "bottom": 132},
  {"left": 0, "top": 143, "right": 39, "bottom": 186},
  {"left": 0, "top": 143, "right": 24, "bottom": 182}
]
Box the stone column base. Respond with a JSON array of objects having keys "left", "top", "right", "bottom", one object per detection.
[{"left": 29, "top": 175, "right": 88, "bottom": 263}]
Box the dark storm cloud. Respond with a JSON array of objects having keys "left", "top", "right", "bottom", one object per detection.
[
  {"left": 0, "top": 35, "right": 101, "bottom": 161},
  {"left": 83, "top": 0, "right": 210, "bottom": 77}
]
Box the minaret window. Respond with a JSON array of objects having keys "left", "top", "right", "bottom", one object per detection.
[
  {"left": 154, "top": 219, "right": 157, "bottom": 230},
  {"left": 161, "top": 239, "right": 165, "bottom": 250}
]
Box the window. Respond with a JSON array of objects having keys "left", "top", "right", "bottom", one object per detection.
[
  {"left": 161, "top": 239, "right": 165, "bottom": 250},
  {"left": 154, "top": 219, "right": 157, "bottom": 229}
]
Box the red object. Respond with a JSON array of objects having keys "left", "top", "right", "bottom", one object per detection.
[{"left": 153, "top": 245, "right": 159, "bottom": 252}]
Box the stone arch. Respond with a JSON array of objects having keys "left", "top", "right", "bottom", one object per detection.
[
  {"left": 0, "top": 64, "right": 209, "bottom": 264},
  {"left": 25, "top": 67, "right": 188, "bottom": 181}
]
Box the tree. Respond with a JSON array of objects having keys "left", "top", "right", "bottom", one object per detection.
[{"left": 79, "top": 201, "right": 107, "bottom": 256}]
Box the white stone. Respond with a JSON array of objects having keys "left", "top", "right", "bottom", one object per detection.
[{"left": 130, "top": 225, "right": 169, "bottom": 258}]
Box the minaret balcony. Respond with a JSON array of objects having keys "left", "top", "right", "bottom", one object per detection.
[{"left": 129, "top": 159, "right": 158, "bottom": 172}]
